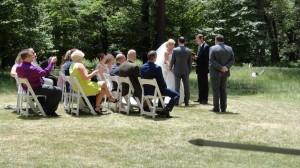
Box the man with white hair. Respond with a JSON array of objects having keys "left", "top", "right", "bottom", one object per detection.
[{"left": 119, "top": 49, "right": 142, "bottom": 101}]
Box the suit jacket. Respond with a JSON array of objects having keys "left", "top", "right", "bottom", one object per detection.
[
  {"left": 140, "top": 61, "right": 167, "bottom": 95},
  {"left": 196, "top": 42, "right": 210, "bottom": 74},
  {"left": 110, "top": 62, "right": 121, "bottom": 76},
  {"left": 109, "top": 62, "right": 121, "bottom": 91},
  {"left": 209, "top": 43, "right": 235, "bottom": 77},
  {"left": 170, "top": 45, "right": 192, "bottom": 76},
  {"left": 119, "top": 60, "right": 141, "bottom": 97}
]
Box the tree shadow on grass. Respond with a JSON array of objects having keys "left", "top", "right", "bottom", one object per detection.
[{"left": 189, "top": 139, "right": 300, "bottom": 155}]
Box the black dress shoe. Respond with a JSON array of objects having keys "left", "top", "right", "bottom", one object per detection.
[
  {"left": 48, "top": 112, "right": 61, "bottom": 117},
  {"left": 209, "top": 108, "right": 220, "bottom": 112},
  {"left": 221, "top": 109, "right": 226, "bottom": 112},
  {"left": 200, "top": 101, "right": 208, "bottom": 105},
  {"left": 162, "top": 106, "right": 172, "bottom": 118},
  {"left": 185, "top": 103, "right": 189, "bottom": 106}
]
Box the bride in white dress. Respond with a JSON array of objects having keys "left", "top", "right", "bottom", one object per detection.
[{"left": 156, "top": 39, "right": 184, "bottom": 104}]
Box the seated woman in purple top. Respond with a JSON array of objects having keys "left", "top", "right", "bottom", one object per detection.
[{"left": 16, "top": 49, "right": 62, "bottom": 117}]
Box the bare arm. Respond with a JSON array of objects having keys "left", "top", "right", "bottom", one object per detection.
[
  {"left": 164, "top": 51, "right": 170, "bottom": 68},
  {"left": 10, "top": 64, "right": 17, "bottom": 77},
  {"left": 78, "top": 63, "right": 98, "bottom": 80}
]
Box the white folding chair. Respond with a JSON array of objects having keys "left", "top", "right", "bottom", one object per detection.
[
  {"left": 16, "top": 77, "right": 47, "bottom": 117},
  {"left": 59, "top": 71, "right": 70, "bottom": 112},
  {"left": 138, "top": 77, "right": 166, "bottom": 118},
  {"left": 67, "top": 76, "right": 97, "bottom": 116},
  {"left": 109, "top": 75, "right": 121, "bottom": 111},
  {"left": 118, "top": 76, "right": 141, "bottom": 114},
  {"left": 103, "top": 74, "right": 119, "bottom": 111}
]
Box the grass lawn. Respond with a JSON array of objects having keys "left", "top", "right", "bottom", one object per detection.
[{"left": 0, "top": 67, "right": 300, "bottom": 168}]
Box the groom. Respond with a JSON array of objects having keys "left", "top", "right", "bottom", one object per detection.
[{"left": 170, "top": 36, "right": 192, "bottom": 106}]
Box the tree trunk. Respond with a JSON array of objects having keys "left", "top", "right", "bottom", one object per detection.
[
  {"left": 255, "top": 0, "right": 266, "bottom": 66},
  {"left": 155, "top": 0, "right": 166, "bottom": 49},
  {"left": 264, "top": 13, "right": 280, "bottom": 64},
  {"left": 286, "top": 28, "right": 296, "bottom": 62},
  {"left": 141, "top": 0, "right": 151, "bottom": 63}
]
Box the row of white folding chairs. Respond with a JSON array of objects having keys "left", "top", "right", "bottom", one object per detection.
[
  {"left": 59, "top": 72, "right": 167, "bottom": 118},
  {"left": 103, "top": 74, "right": 167, "bottom": 118}
]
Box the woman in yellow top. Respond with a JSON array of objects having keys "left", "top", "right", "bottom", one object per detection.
[{"left": 69, "top": 50, "right": 118, "bottom": 114}]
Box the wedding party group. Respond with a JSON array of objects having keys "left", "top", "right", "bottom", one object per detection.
[{"left": 10, "top": 34, "right": 234, "bottom": 118}]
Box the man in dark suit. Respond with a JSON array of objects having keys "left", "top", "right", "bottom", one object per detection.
[
  {"left": 110, "top": 53, "right": 126, "bottom": 91},
  {"left": 140, "top": 50, "right": 179, "bottom": 118},
  {"left": 110, "top": 53, "right": 126, "bottom": 76},
  {"left": 193, "top": 34, "right": 210, "bottom": 104},
  {"left": 170, "top": 36, "right": 192, "bottom": 106},
  {"left": 209, "top": 34, "right": 235, "bottom": 112},
  {"left": 119, "top": 49, "right": 142, "bottom": 101}
]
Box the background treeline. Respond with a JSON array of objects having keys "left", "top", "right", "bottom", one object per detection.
[{"left": 0, "top": 0, "right": 299, "bottom": 68}]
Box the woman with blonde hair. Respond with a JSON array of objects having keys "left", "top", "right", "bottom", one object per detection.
[
  {"left": 69, "top": 50, "right": 118, "bottom": 114},
  {"left": 10, "top": 54, "right": 22, "bottom": 77},
  {"left": 155, "top": 38, "right": 184, "bottom": 104},
  {"left": 105, "top": 54, "right": 115, "bottom": 73}
]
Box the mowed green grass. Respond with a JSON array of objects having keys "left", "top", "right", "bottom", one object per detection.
[{"left": 0, "top": 67, "right": 300, "bottom": 168}]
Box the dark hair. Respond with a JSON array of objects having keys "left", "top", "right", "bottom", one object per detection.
[
  {"left": 98, "top": 53, "right": 106, "bottom": 61},
  {"left": 147, "top": 50, "right": 157, "bottom": 60},
  {"left": 19, "top": 49, "right": 32, "bottom": 60},
  {"left": 215, "top": 34, "right": 224, "bottom": 42},
  {"left": 178, "top": 36, "right": 185, "bottom": 43},
  {"left": 197, "top": 34, "right": 204, "bottom": 40}
]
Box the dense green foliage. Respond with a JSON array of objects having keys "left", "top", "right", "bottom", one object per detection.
[{"left": 0, "top": 0, "right": 299, "bottom": 68}]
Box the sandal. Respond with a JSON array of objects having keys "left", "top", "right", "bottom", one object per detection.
[
  {"left": 107, "top": 96, "right": 118, "bottom": 103},
  {"left": 95, "top": 106, "right": 107, "bottom": 114}
]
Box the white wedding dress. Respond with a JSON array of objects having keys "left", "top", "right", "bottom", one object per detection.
[{"left": 156, "top": 42, "right": 184, "bottom": 104}]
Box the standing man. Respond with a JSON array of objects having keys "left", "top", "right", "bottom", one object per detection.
[
  {"left": 16, "top": 49, "right": 62, "bottom": 117},
  {"left": 209, "top": 34, "right": 235, "bottom": 112},
  {"left": 193, "top": 34, "right": 210, "bottom": 104},
  {"left": 119, "top": 49, "right": 142, "bottom": 101},
  {"left": 170, "top": 36, "right": 192, "bottom": 106},
  {"left": 140, "top": 51, "right": 179, "bottom": 118}
]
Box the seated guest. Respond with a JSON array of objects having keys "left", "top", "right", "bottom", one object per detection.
[
  {"left": 10, "top": 54, "right": 22, "bottom": 77},
  {"left": 16, "top": 49, "right": 62, "bottom": 117},
  {"left": 29, "top": 48, "right": 54, "bottom": 86},
  {"left": 40, "top": 57, "right": 58, "bottom": 86},
  {"left": 110, "top": 53, "right": 126, "bottom": 76},
  {"left": 61, "top": 49, "right": 76, "bottom": 91},
  {"left": 110, "top": 53, "right": 126, "bottom": 91},
  {"left": 69, "top": 50, "right": 118, "bottom": 114},
  {"left": 96, "top": 53, "right": 108, "bottom": 81},
  {"left": 119, "top": 49, "right": 142, "bottom": 101},
  {"left": 105, "top": 54, "right": 115, "bottom": 73},
  {"left": 140, "top": 50, "right": 180, "bottom": 118}
]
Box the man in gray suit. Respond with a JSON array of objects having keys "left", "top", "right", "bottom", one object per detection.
[
  {"left": 209, "top": 34, "right": 235, "bottom": 112},
  {"left": 170, "top": 36, "right": 192, "bottom": 106}
]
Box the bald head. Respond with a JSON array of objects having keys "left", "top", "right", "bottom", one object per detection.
[
  {"left": 116, "top": 53, "right": 126, "bottom": 64},
  {"left": 127, "top": 49, "right": 136, "bottom": 62}
]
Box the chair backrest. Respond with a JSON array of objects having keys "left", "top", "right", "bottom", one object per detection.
[
  {"left": 103, "top": 73, "right": 113, "bottom": 91},
  {"left": 16, "top": 77, "right": 47, "bottom": 116},
  {"left": 118, "top": 76, "right": 135, "bottom": 94},
  {"left": 110, "top": 75, "right": 120, "bottom": 90},
  {"left": 68, "top": 77, "right": 81, "bottom": 94},
  {"left": 14, "top": 76, "right": 24, "bottom": 94},
  {"left": 138, "top": 77, "right": 165, "bottom": 105},
  {"left": 17, "top": 77, "right": 36, "bottom": 95},
  {"left": 66, "top": 76, "right": 97, "bottom": 115}
]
